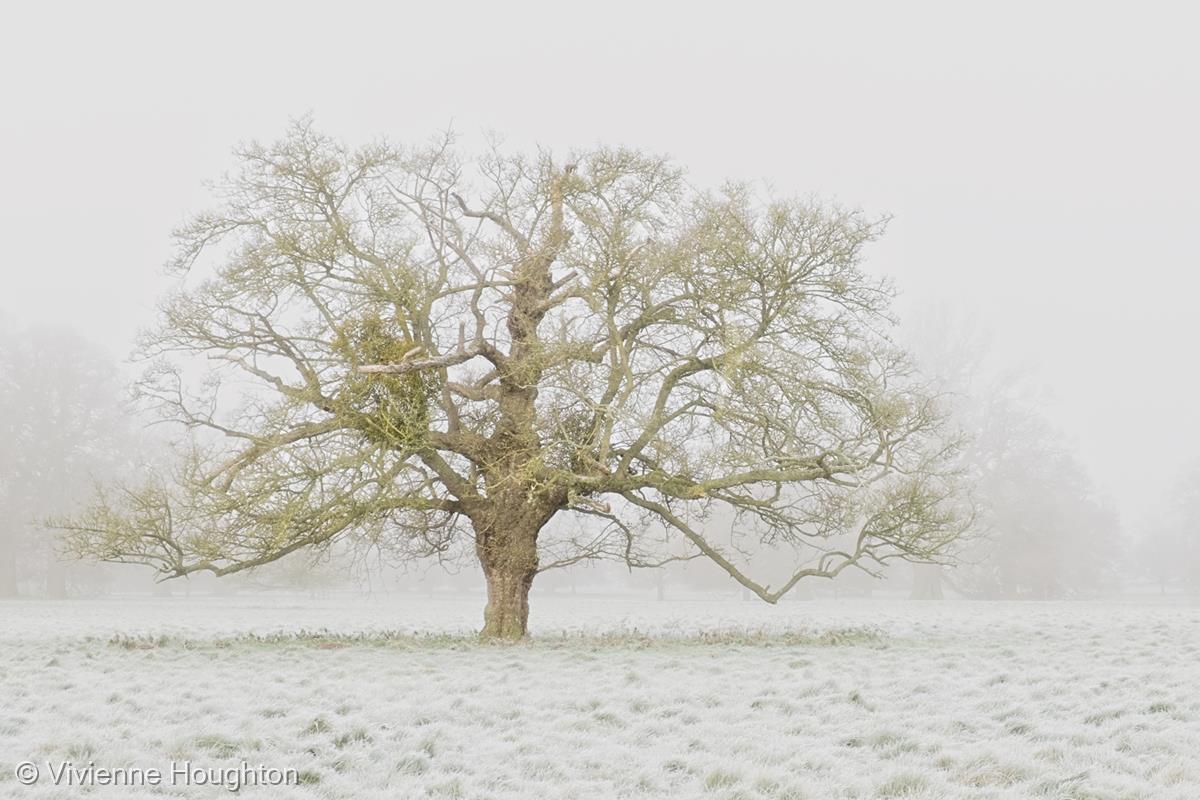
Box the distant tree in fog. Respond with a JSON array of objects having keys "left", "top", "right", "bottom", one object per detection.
[
  {"left": 1173, "top": 463, "right": 1200, "bottom": 587},
  {"left": 0, "top": 324, "right": 128, "bottom": 596},
  {"left": 57, "top": 122, "right": 966, "bottom": 638},
  {"left": 960, "top": 394, "right": 1120, "bottom": 598},
  {"left": 1134, "top": 525, "right": 1186, "bottom": 594},
  {"left": 1138, "top": 463, "right": 1200, "bottom": 592},
  {"left": 907, "top": 308, "right": 1120, "bottom": 599}
]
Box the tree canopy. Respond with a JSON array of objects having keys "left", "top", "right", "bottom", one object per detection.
[{"left": 60, "top": 122, "right": 964, "bottom": 637}]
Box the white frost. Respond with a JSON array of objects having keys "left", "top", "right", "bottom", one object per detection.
[{"left": 2, "top": 595, "right": 1197, "bottom": 798}]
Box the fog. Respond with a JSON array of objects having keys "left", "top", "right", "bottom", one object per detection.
[
  {"left": 3, "top": 5, "right": 1200, "bottom": 795},
  {"left": 6, "top": 1, "right": 1197, "bottom": 538}
]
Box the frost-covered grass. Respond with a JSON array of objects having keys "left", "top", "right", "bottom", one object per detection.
[{"left": 2, "top": 594, "right": 1199, "bottom": 798}]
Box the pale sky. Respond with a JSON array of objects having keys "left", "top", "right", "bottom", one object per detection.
[{"left": 2, "top": 0, "right": 1196, "bottom": 533}]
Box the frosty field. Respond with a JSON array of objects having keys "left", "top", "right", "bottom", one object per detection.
[{"left": 2, "top": 595, "right": 1198, "bottom": 799}]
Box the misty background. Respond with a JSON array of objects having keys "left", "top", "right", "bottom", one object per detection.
[{"left": 3, "top": 0, "right": 1197, "bottom": 598}]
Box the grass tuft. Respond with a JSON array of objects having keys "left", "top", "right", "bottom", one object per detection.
[{"left": 100, "top": 625, "right": 887, "bottom": 652}]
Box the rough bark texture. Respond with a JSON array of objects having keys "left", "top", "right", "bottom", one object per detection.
[
  {"left": 480, "top": 553, "right": 537, "bottom": 639},
  {"left": 474, "top": 508, "right": 551, "bottom": 639}
]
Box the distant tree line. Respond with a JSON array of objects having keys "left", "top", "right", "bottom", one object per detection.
[
  {"left": 907, "top": 308, "right": 1122, "bottom": 600},
  {"left": 0, "top": 322, "right": 130, "bottom": 596}
]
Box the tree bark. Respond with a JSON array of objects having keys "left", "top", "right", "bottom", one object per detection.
[
  {"left": 477, "top": 516, "right": 541, "bottom": 639},
  {"left": 470, "top": 165, "right": 571, "bottom": 640},
  {"left": 481, "top": 560, "right": 536, "bottom": 639}
]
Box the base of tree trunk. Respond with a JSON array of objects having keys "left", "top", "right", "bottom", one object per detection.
[{"left": 480, "top": 567, "right": 534, "bottom": 639}]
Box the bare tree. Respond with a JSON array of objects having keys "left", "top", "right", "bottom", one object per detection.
[
  {"left": 58, "top": 122, "right": 964, "bottom": 637},
  {"left": 907, "top": 306, "right": 1120, "bottom": 600},
  {"left": 1138, "top": 461, "right": 1200, "bottom": 593},
  {"left": 0, "top": 324, "right": 128, "bottom": 597}
]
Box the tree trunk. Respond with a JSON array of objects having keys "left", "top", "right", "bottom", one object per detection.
[
  {"left": 477, "top": 517, "right": 541, "bottom": 639},
  {"left": 481, "top": 562, "right": 535, "bottom": 639}
]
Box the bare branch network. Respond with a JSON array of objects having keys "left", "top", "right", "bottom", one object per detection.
[{"left": 56, "top": 121, "right": 967, "bottom": 637}]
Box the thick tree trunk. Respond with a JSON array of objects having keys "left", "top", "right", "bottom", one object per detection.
[
  {"left": 477, "top": 517, "right": 541, "bottom": 639},
  {"left": 481, "top": 562, "right": 536, "bottom": 639}
]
